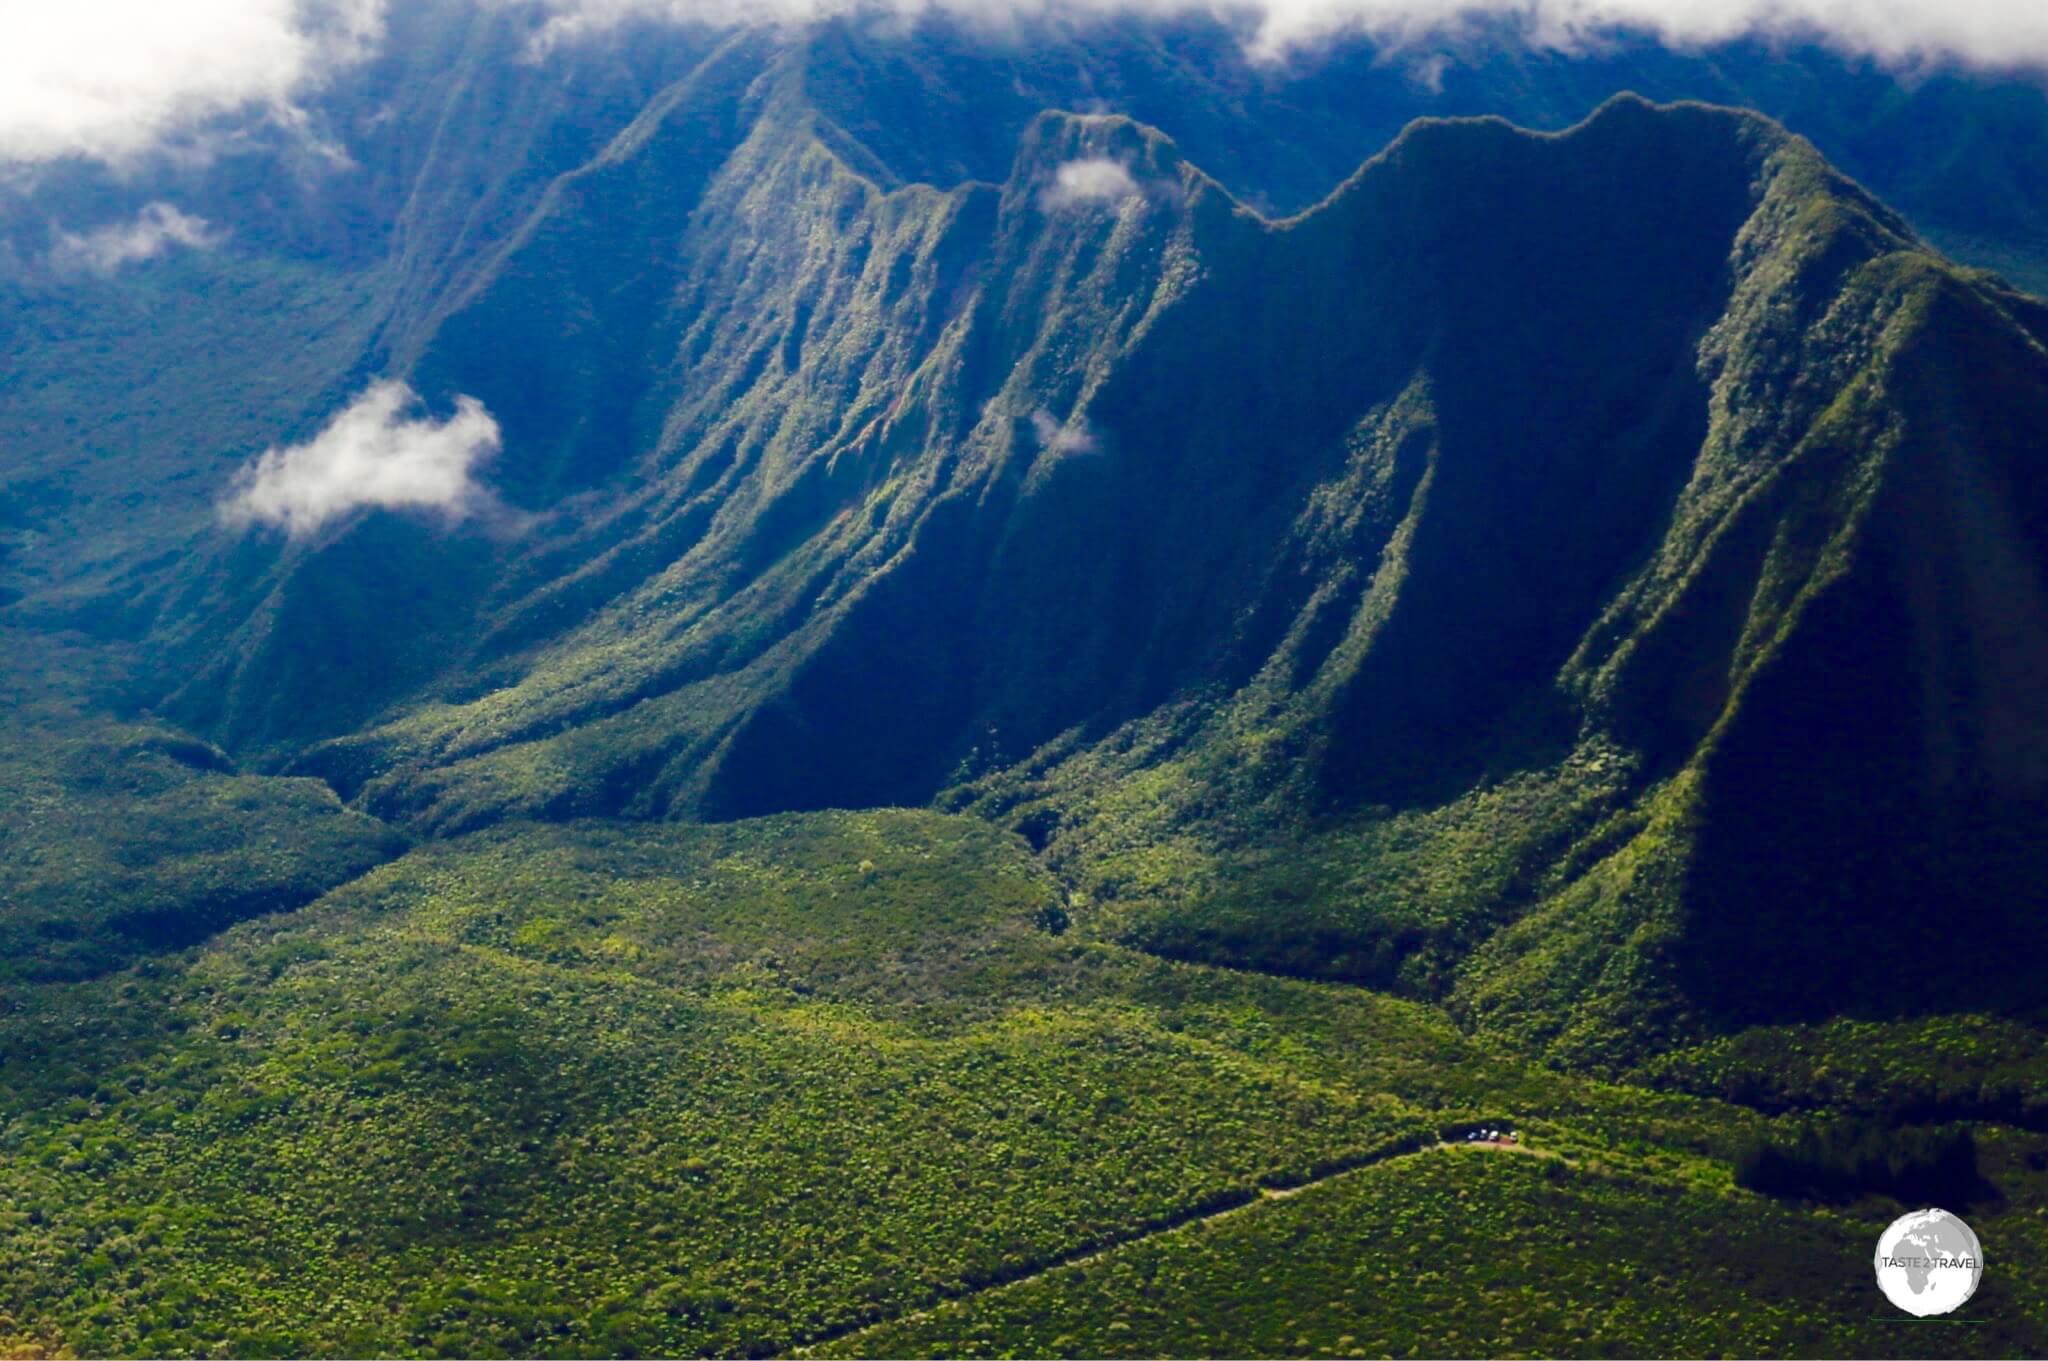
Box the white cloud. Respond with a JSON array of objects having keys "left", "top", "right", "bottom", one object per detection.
[
  {"left": 1407, "top": 50, "right": 1453, "bottom": 92},
  {"left": 4, "top": 1, "right": 2046, "bottom": 169},
  {"left": 1040, "top": 156, "right": 1144, "bottom": 211},
  {"left": 223, "top": 381, "right": 503, "bottom": 537},
  {"left": 519, "top": 0, "right": 2048, "bottom": 71},
  {"left": 0, "top": 0, "right": 383, "bottom": 166},
  {"left": 49, "top": 202, "right": 221, "bottom": 275},
  {"left": 1030, "top": 407, "right": 1100, "bottom": 454}
]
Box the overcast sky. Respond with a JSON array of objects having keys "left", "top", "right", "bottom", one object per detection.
[{"left": 3, "top": 0, "right": 2045, "bottom": 166}]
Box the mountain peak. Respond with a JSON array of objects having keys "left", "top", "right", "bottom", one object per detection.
[{"left": 8, "top": 55, "right": 2045, "bottom": 1066}]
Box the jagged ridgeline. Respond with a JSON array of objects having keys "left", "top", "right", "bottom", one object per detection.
[{"left": 96, "top": 48, "right": 2048, "bottom": 1061}]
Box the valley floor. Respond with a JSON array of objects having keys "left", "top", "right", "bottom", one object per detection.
[
  {"left": 1, "top": 800, "right": 2043, "bottom": 1358},
  {"left": 799, "top": 1139, "right": 1555, "bottom": 1356}
]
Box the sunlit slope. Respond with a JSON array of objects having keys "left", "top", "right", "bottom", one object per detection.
[
  {"left": 247, "top": 94, "right": 1770, "bottom": 813},
  {"left": 0, "top": 808, "right": 1786, "bottom": 1358},
  {"left": 7, "top": 33, "right": 2043, "bottom": 1067},
  {"left": 161, "top": 91, "right": 2048, "bottom": 1059},
  {"left": 814, "top": 1143, "right": 2048, "bottom": 1359},
  {"left": 0, "top": 638, "right": 407, "bottom": 986}
]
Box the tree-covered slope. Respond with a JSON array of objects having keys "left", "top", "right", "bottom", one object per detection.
[
  {"left": 12, "top": 11, "right": 2048, "bottom": 664},
  {"left": 813, "top": 1144, "right": 2048, "bottom": 1359},
  {"left": 235, "top": 90, "right": 1769, "bottom": 812},
  {"left": 0, "top": 634, "right": 407, "bottom": 988},
  {"left": 0, "top": 806, "right": 1706, "bottom": 1357},
  {"left": 3, "top": 17, "right": 2044, "bottom": 1070},
  {"left": 3, "top": 807, "right": 2043, "bottom": 1356},
  {"left": 108, "top": 83, "right": 2040, "bottom": 1063},
  {"left": 5, "top": 21, "right": 2048, "bottom": 1357}
]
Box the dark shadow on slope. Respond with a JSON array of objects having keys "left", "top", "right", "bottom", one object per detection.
[{"left": 1672, "top": 276, "right": 2048, "bottom": 1030}]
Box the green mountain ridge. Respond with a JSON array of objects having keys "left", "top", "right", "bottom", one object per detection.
[
  {"left": 88, "top": 81, "right": 2044, "bottom": 1064},
  {"left": 5, "top": 30, "right": 2048, "bottom": 1355}
]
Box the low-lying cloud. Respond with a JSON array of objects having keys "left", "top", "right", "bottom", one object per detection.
[
  {"left": 522, "top": 0, "right": 2048, "bottom": 70},
  {"left": 1041, "top": 156, "right": 1144, "bottom": 211},
  {"left": 0, "top": 0, "right": 382, "bottom": 165},
  {"left": 5, "top": 1, "right": 2047, "bottom": 167},
  {"left": 1030, "top": 406, "right": 1101, "bottom": 454},
  {"left": 49, "top": 203, "right": 220, "bottom": 276},
  {"left": 222, "top": 381, "right": 503, "bottom": 538}
]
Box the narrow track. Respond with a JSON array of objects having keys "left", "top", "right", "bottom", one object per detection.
[{"left": 790, "top": 1139, "right": 1560, "bottom": 1356}]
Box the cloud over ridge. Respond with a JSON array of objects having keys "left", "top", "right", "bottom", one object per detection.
[
  {"left": 1041, "top": 156, "right": 1144, "bottom": 211},
  {"left": 4, "top": 1, "right": 2044, "bottom": 167},
  {"left": 1030, "top": 407, "right": 1102, "bottom": 454},
  {"left": 525, "top": 0, "right": 2048, "bottom": 69},
  {"left": 50, "top": 203, "right": 221, "bottom": 276},
  {"left": 223, "top": 381, "right": 503, "bottom": 538}
]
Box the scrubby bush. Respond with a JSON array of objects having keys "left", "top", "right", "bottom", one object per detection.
[{"left": 1733, "top": 1120, "right": 1979, "bottom": 1204}]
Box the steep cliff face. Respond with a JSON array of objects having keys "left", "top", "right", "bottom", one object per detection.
[
  {"left": 243, "top": 93, "right": 1729, "bottom": 800},
  {"left": 8, "top": 22, "right": 2048, "bottom": 1354},
  {"left": 4, "top": 16, "right": 2044, "bottom": 1061},
  {"left": 126, "top": 73, "right": 2046, "bottom": 1060},
  {"left": 1452, "top": 234, "right": 2048, "bottom": 1062}
]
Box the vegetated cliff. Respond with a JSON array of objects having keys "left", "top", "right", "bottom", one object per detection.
[
  {"left": 135, "top": 70, "right": 2046, "bottom": 1062},
  {"left": 6, "top": 16, "right": 2044, "bottom": 1062}
]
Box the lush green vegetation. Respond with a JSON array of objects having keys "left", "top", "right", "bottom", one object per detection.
[
  {"left": 4, "top": 799, "right": 2042, "bottom": 1358},
  {"left": 11, "top": 66, "right": 2047, "bottom": 1074},
  {"left": 0, "top": 810, "right": 1440, "bottom": 1357},
  {"left": 937, "top": 111, "right": 2048, "bottom": 1073},
  {"left": 1639, "top": 1015, "right": 2048, "bottom": 1126},
  {"left": 815, "top": 1147, "right": 2048, "bottom": 1358},
  {"left": 1733, "top": 1122, "right": 1981, "bottom": 1206},
  {"left": 6, "top": 27, "right": 2048, "bottom": 1357},
  {"left": 16, "top": 807, "right": 2028, "bottom": 1358},
  {"left": 0, "top": 707, "right": 404, "bottom": 984}
]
